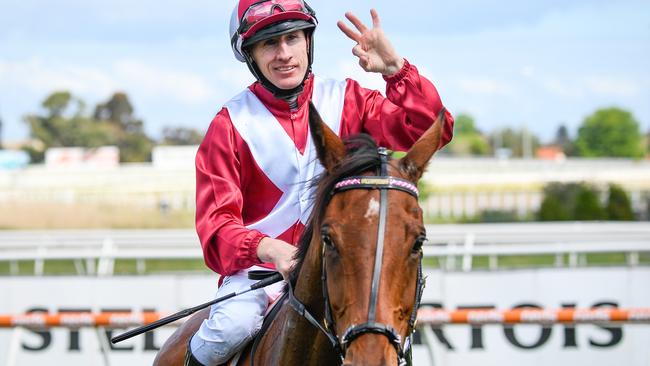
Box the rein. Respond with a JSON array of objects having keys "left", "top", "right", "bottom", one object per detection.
[{"left": 286, "top": 147, "right": 425, "bottom": 365}]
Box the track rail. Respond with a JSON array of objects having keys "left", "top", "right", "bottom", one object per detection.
[{"left": 2, "top": 308, "right": 649, "bottom": 329}]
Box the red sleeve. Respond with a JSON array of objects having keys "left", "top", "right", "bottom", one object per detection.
[
  {"left": 339, "top": 59, "right": 454, "bottom": 151},
  {"left": 195, "top": 108, "right": 267, "bottom": 276}
]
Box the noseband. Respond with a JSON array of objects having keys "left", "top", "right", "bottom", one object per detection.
[{"left": 287, "top": 148, "right": 426, "bottom": 365}]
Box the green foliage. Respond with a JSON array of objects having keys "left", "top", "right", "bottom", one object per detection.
[
  {"left": 538, "top": 196, "right": 571, "bottom": 221},
  {"left": 538, "top": 182, "right": 634, "bottom": 221},
  {"left": 117, "top": 130, "right": 154, "bottom": 162},
  {"left": 443, "top": 113, "right": 492, "bottom": 156},
  {"left": 575, "top": 107, "right": 644, "bottom": 158},
  {"left": 606, "top": 184, "right": 635, "bottom": 220},
  {"left": 42, "top": 91, "right": 73, "bottom": 117},
  {"left": 573, "top": 185, "right": 606, "bottom": 220},
  {"left": 541, "top": 182, "right": 582, "bottom": 214},
  {"left": 94, "top": 92, "right": 134, "bottom": 126},
  {"left": 161, "top": 127, "right": 204, "bottom": 145},
  {"left": 454, "top": 114, "right": 480, "bottom": 135},
  {"left": 477, "top": 209, "right": 519, "bottom": 223},
  {"left": 23, "top": 91, "right": 153, "bottom": 163}
]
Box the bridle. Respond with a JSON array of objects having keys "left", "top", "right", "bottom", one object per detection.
[{"left": 287, "top": 147, "right": 426, "bottom": 365}]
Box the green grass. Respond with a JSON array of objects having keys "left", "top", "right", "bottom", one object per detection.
[
  {"left": 641, "top": 252, "right": 650, "bottom": 264},
  {"left": 0, "top": 261, "right": 36, "bottom": 275},
  {"left": 112, "top": 259, "right": 210, "bottom": 274},
  {"left": 421, "top": 252, "right": 648, "bottom": 270},
  {"left": 2, "top": 253, "right": 648, "bottom": 276},
  {"left": 586, "top": 253, "right": 627, "bottom": 266},
  {"left": 0, "top": 259, "right": 211, "bottom": 276}
]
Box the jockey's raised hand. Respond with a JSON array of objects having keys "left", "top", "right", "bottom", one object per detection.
[{"left": 337, "top": 8, "right": 405, "bottom": 76}]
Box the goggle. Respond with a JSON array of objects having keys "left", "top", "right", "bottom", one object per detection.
[{"left": 239, "top": 0, "right": 314, "bottom": 35}]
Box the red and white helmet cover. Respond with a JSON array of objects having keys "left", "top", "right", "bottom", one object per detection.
[{"left": 229, "top": 0, "right": 317, "bottom": 62}]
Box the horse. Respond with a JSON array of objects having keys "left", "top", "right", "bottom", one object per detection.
[{"left": 153, "top": 102, "right": 445, "bottom": 366}]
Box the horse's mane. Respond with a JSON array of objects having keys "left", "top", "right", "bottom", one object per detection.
[{"left": 288, "top": 133, "right": 382, "bottom": 285}]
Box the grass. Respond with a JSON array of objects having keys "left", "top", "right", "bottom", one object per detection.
[
  {"left": 0, "top": 259, "right": 210, "bottom": 275},
  {"left": 0, "top": 202, "right": 195, "bottom": 230},
  {"left": 421, "top": 253, "right": 647, "bottom": 270},
  {"left": 2, "top": 253, "right": 647, "bottom": 276},
  {"left": 113, "top": 259, "right": 210, "bottom": 274},
  {"left": 641, "top": 252, "right": 650, "bottom": 264},
  {"left": 1, "top": 202, "right": 648, "bottom": 274}
]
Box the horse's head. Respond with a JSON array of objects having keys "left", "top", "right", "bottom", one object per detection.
[{"left": 302, "top": 102, "right": 444, "bottom": 366}]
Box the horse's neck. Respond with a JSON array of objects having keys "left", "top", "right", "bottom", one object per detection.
[
  {"left": 293, "top": 238, "right": 326, "bottom": 318},
  {"left": 272, "top": 237, "right": 337, "bottom": 365}
]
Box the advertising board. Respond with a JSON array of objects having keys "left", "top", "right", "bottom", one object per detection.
[{"left": 1, "top": 267, "right": 649, "bottom": 365}]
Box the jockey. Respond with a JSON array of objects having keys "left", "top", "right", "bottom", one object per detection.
[{"left": 187, "top": 0, "right": 454, "bottom": 365}]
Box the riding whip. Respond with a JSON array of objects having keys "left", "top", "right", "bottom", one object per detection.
[{"left": 110, "top": 271, "right": 283, "bottom": 344}]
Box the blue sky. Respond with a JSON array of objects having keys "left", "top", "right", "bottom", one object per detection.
[{"left": 1, "top": 0, "right": 649, "bottom": 143}]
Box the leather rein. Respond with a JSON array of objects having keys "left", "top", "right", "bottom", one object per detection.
[{"left": 286, "top": 147, "right": 426, "bottom": 365}]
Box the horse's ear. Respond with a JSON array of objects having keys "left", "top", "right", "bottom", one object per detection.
[
  {"left": 309, "top": 102, "right": 346, "bottom": 173},
  {"left": 399, "top": 108, "right": 446, "bottom": 182}
]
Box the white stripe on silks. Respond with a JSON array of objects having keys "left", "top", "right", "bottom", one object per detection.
[
  {"left": 298, "top": 77, "right": 346, "bottom": 224},
  {"left": 225, "top": 77, "right": 346, "bottom": 238}
]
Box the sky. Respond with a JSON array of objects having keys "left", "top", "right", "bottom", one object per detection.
[{"left": 1, "top": 0, "right": 649, "bottom": 144}]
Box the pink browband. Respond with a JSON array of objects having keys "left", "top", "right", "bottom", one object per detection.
[{"left": 333, "top": 176, "right": 419, "bottom": 198}]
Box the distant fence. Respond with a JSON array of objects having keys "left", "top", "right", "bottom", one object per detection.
[
  {"left": 3, "top": 157, "right": 650, "bottom": 218},
  {"left": 1, "top": 222, "right": 649, "bottom": 275}
]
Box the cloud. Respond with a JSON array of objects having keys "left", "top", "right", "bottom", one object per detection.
[
  {"left": 0, "top": 58, "right": 219, "bottom": 105},
  {"left": 584, "top": 77, "right": 641, "bottom": 97},
  {"left": 457, "top": 77, "right": 515, "bottom": 95},
  {"left": 113, "top": 60, "right": 218, "bottom": 104},
  {"left": 0, "top": 59, "right": 116, "bottom": 97},
  {"left": 539, "top": 78, "right": 584, "bottom": 98},
  {"left": 325, "top": 60, "right": 387, "bottom": 93},
  {"left": 526, "top": 73, "right": 643, "bottom": 98}
]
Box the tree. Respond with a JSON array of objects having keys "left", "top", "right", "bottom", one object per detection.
[
  {"left": 554, "top": 124, "right": 575, "bottom": 156},
  {"left": 95, "top": 92, "right": 134, "bottom": 126},
  {"left": 23, "top": 91, "right": 114, "bottom": 162},
  {"left": 161, "top": 127, "right": 204, "bottom": 145},
  {"left": 490, "top": 127, "right": 540, "bottom": 158},
  {"left": 94, "top": 92, "right": 153, "bottom": 162},
  {"left": 573, "top": 184, "right": 606, "bottom": 220},
  {"left": 538, "top": 182, "right": 607, "bottom": 221},
  {"left": 538, "top": 182, "right": 580, "bottom": 221},
  {"left": 575, "top": 107, "right": 644, "bottom": 158},
  {"left": 606, "top": 184, "right": 634, "bottom": 220},
  {"left": 442, "top": 113, "right": 491, "bottom": 156},
  {"left": 23, "top": 91, "right": 154, "bottom": 163},
  {"left": 538, "top": 196, "right": 571, "bottom": 221}
]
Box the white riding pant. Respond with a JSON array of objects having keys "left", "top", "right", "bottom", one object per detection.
[{"left": 189, "top": 266, "right": 284, "bottom": 366}]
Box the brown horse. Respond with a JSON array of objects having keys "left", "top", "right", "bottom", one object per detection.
[{"left": 154, "top": 103, "right": 445, "bottom": 366}]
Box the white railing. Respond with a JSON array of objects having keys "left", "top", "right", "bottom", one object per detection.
[{"left": 0, "top": 222, "right": 649, "bottom": 275}]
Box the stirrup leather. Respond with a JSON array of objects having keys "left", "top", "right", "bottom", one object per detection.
[{"left": 184, "top": 341, "right": 204, "bottom": 366}]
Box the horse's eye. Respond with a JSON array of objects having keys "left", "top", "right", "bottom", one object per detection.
[
  {"left": 322, "top": 234, "right": 333, "bottom": 248},
  {"left": 321, "top": 227, "right": 336, "bottom": 251},
  {"left": 412, "top": 234, "right": 426, "bottom": 253}
]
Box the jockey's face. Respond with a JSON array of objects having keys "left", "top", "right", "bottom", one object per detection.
[{"left": 250, "top": 30, "right": 309, "bottom": 91}]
